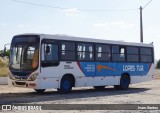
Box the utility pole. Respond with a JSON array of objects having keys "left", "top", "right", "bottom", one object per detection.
[
  {"left": 139, "top": 0, "right": 152, "bottom": 43},
  {"left": 140, "top": 6, "right": 143, "bottom": 43}
]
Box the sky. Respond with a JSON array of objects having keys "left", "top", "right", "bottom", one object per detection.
[{"left": 0, "top": 0, "right": 160, "bottom": 59}]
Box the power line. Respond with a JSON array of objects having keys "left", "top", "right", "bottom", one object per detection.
[
  {"left": 143, "top": 0, "right": 153, "bottom": 9},
  {"left": 12, "top": 0, "right": 138, "bottom": 12},
  {"left": 79, "top": 9, "right": 138, "bottom": 12},
  {"left": 12, "top": 0, "right": 68, "bottom": 10}
]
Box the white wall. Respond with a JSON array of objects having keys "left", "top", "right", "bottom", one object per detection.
[{"left": 0, "top": 77, "right": 8, "bottom": 85}]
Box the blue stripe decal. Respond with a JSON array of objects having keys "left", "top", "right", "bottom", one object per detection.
[{"left": 79, "top": 62, "right": 151, "bottom": 77}]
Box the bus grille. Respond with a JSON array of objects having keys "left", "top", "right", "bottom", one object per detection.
[{"left": 15, "top": 82, "right": 26, "bottom": 86}]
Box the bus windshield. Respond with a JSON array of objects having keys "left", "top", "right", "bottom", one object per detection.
[{"left": 10, "top": 35, "right": 40, "bottom": 70}]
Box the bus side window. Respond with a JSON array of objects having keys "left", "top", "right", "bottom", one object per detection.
[
  {"left": 120, "top": 47, "right": 125, "bottom": 57},
  {"left": 44, "top": 44, "right": 58, "bottom": 61},
  {"left": 140, "top": 48, "right": 153, "bottom": 63},
  {"left": 61, "top": 42, "right": 75, "bottom": 61},
  {"left": 96, "top": 44, "right": 111, "bottom": 61},
  {"left": 77, "top": 43, "right": 94, "bottom": 61},
  {"left": 127, "top": 46, "right": 139, "bottom": 62},
  {"left": 41, "top": 42, "right": 59, "bottom": 67},
  {"left": 112, "top": 45, "right": 126, "bottom": 62}
]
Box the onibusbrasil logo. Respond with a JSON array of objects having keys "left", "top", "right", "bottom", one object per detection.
[{"left": 1, "top": 105, "right": 42, "bottom": 111}]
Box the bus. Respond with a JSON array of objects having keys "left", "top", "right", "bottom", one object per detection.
[{"left": 8, "top": 33, "right": 155, "bottom": 93}]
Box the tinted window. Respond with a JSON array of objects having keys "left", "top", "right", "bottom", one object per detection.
[
  {"left": 41, "top": 40, "right": 59, "bottom": 67},
  {"left": 44, "top": 44, "right": 58, "bottom": 61},
  {"left": 140, "top": 47, "right": 153, "bottom": 63},
  {"left": 62, "top": 42, "right": 75, "bottom": 51},
  {"left": 96, "top": 44, "right": 110, "bottom": 61},
  {"left": 127, "top": 55, "right": 139, "bottom": 62},
  {"left": 112, "top": 45, "right": 125, "bottom": 61},
  {"left": 112, "top": 46, "right": 120, "bottom": 53},
  {"left": 127, "top": 47, "right": 139, "bottom": 54},
  {"left": 140, "top": 48, "right": 152, "bottom": 55},
  {"left": 77, "top": 43, "right": 94, "bottom": 61},
  {"left": 127, "top": 46, "right": 139, "bottom": 62},
  {"left": 61, "top": 42, "right": 75, "bottom": 60},
  {"left": 96, "top": 45, "right": 110, "bottom": 53},
  {"left": 140, "top": 55, "right": 152, "bottom": 62}
]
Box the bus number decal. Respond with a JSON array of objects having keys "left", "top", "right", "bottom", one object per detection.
[{"left": 64, "top": 65, "right": 74, "bottom": 69}]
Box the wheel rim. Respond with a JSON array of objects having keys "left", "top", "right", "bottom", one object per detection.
[{"left": 63, "top": 80, "right": 71, "bottom": 90}]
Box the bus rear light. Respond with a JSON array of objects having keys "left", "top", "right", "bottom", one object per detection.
[{"left": 28, "top": 73, "right": 39, "bottom": 81}]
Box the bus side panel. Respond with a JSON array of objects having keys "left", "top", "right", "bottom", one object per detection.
[
  {"left": 130, "top": 63, "right": 154, "bottom": 84},
  {"left": 37, "top": 77, "right": 59, "bottom": 89},
  {"left": 38, "top": 61, "right": 154, "bottom": 89},
  {"left": 39, "top": 62, "right": 61, "bottom": 89},
  {"left": 94, "top": 76, "right": 117, "bottom": 86},
  {"left": 75, "top": 62, "right": 95, "bottom": 87},
  {"left": 77, "top": 62, "right": 154, "bottom": 86},
  {"left": 39, "top": 62, "right": 87, "bottom": 89}
]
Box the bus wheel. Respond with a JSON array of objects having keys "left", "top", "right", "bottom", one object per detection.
[
  {"left": 114, "top": 85, "right": 120, "bottom": 90},
  {"left": 34, "top": 89, "right": 46, "bottom": 93},
  {"left": 94, "top": 86, "right": 105, "bottom": 90},
  {"left": 58, "top": 76, "right": 73, "bottom": 93},
  {"left": 119, "top": 75, "right": 130, "bottom": 90}
]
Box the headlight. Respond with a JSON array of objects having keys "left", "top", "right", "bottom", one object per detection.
[{"left": 27, "top": 72, "right": 39, "bottom": 81}]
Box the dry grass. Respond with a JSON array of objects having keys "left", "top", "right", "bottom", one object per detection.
[
  {"left": 155, "top": 69, "right": 160, "bottom": 79},
  {"left": 0, "top": 67, "right": 8, "bottom": 77},
  {"left": 0, "top": 57, "right": 8, "bottom": 77}
]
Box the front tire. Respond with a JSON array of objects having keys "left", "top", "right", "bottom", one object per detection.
[{"left": 57, "top": 76, "right": 73, "bottom": 93}]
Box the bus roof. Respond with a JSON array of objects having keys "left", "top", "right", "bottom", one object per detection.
[{"left": 14, "top": 33, "right": 154, "bottom": 47}]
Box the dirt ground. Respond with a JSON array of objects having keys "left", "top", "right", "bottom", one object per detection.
[{"left": 0, "top": 70, "right": 160, "bottom": 113}]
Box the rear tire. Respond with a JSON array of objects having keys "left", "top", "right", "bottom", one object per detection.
[
  {"left": 119, "top": 75, "right": 130, "bottom": 90},
  {"left": 114, "top": 85, "right": 120, "bottom": 90},
  {"left": 57, "top": 76, "right": 73, "bottom": 93},
  {"left": 34, "top": 89, "right": 46, "bottom": 93},
  {"left": 94, "top": 86, "right": 105, "bottom": 90}
]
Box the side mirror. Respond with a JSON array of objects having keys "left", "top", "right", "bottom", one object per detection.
[{"left": 46, "top": 45, "right": 51, "bottom": 54}]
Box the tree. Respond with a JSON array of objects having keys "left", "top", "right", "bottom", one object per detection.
[
  {"left": 156, "top": 59, "right": 160, "bottom": 69},
  {"left": 4, "top": 49, "right": 10, "bottom": 56},
  {"left": 0, "top": 50, "right": 3, "bottom": 57},
  {"left": 0, "top": 49, "right": 10, "bottom": 57}
]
